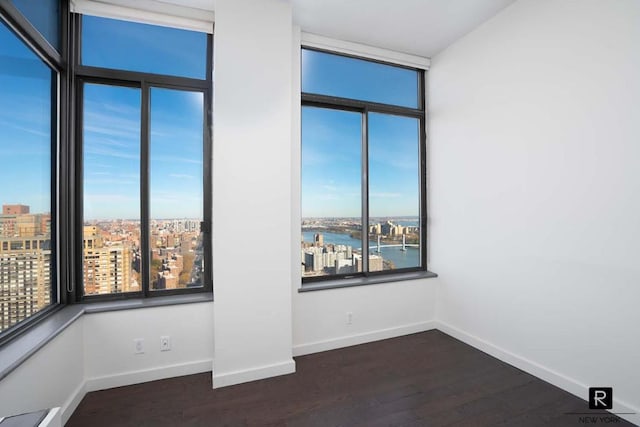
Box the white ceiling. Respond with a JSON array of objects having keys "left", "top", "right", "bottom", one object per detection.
[
  {"left": 292, "top": 0, "right": 517, "bottom": 58},
  {"left": 93, "top": 0, "right": 517, "bottom": 57}
]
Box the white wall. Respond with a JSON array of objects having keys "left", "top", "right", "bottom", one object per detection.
[
  {"left": 429, "top": 0, "right": 640, "bottom": 423},
  {"left": 293, "top": 281, "right": 437, "bottom": 355},
  {"left": 211, "top": 0, "right": 295, "bottom": 387},
  {"left": 84, "top": 303, "right": 213, "bottom": 391},
  {"left": 0, "top": 321, "right": 84, "bottom": 425},
  {"left": 0, "top": 303, "right": 213, "bottom": 424}
]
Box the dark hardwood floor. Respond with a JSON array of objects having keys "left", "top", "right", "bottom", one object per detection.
[{"left": 67, "top": 330, "right": 632, "bottom": 426}]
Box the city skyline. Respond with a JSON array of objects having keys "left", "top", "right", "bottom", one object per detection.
[{"left": 301, "top": 217, "right": 421, "bottom": 278}]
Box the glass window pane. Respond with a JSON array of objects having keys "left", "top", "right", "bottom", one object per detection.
[
  {"left": 82, "top": 83, "right": 141, "bottom": 296},
  {"left": 0, "top": 22, "right": 54, "bottom": 332},
  {"left": 301, "top": 107, "right": 362, "bottom": 278},
  {"left": 368, "top": 113, "right": 421, "bottom": 272},
  {"left": 11, "top": 0, "right": 60, "bottom": 50},
  {"left": 81, "top": 15, "right": 207, "bottom": 79},
  {"left": 149, "top": 88, "right": 204, "bottom": 290},
  {"left": 302, "top": 49, "right": 418, "bottom": 108}
]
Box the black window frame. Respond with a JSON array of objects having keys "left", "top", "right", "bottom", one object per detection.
[
  {"left": 301, "top": 46, "right": 429, "bottom": 285},
  {"left": 0, "top": 0, "right": 214, "bottom": 346},
  {"left": 71, "top": 13, "right": 213, "bottom": 302},
  {"left": 0, "top": 0, "right": 68, "bottom": 345}
]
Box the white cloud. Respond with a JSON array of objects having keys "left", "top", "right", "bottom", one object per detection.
[{"left": 371, "top": 192, "right": 402, "bottom": 198}]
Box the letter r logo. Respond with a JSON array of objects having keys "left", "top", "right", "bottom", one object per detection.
[
  {"left": 589, "top": 387, "right": 613, "bottom": 409},
  {"left": 594, "top": 390, "right": 607, "bottom": 406}
]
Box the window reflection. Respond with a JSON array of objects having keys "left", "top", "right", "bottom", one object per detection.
[{"left": 0, "top": 22, "right": 54, "bottom": 332}]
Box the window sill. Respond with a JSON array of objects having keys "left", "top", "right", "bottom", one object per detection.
[
  {"left": 82, "top": 292, "right": 213, "bottom": 314},
  {"left": 0, "top": 292, "right": 213, "bottom": 382},
  {"left": 299, "top": 270, "right": 438, "bottom": 292}
]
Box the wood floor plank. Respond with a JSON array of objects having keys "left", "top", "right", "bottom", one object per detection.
[{"left": 67, "top": 331, "right": 634, "bottom": 427}]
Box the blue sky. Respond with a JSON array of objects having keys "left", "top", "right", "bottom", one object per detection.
[
  {"left": 368, "top": 113, "right": 420, "bottom": 218},
  {"left": 0, "top": 16, "right": 206, "bottom": 220},
  {"left": 82, "top": 84, "right": 141, "bottom": 220},
  {"left": 82, "top": 16, "right": 205, "bottom": 220},
  {"left": 83, "top": 85, "right": 204, "bottom": 220},
  {"left": 301, "top": 108, "right": 420, "bottom": 218},
  {"left": 302, "top": 49, "right": 418, "bottom": 108},
  {"left": 82, "top": 15, "right": 206, "bottom": 79},
  {"left": 1, "top": 17, "right": 419, "bottom": 221},
  {"left": 82, "top": 16, "right": 206, "bottom": 220},
  {"left": 302, "top": 107, "right": 362, "bottom": 217},
  {"left": 301, "top": 50, "right": 421, "bottom": 218},
  {"left": 0, "top": 22, "right": 52, "bottom": 214}
]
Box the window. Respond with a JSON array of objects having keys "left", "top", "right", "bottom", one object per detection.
[
  {"left": 0, "top": 1, "right": 213, "bottom": 343},
  {"left": 301, "top": 48, "right": 427, "bottom": 284},
  {"left": 82, "top": 84, "right": 141, "bottom": 296},
  {"left": 0, "top": 10, "right": 58, "bottom": 336},
  {"left": 77, "top": 14, "right": 212, "bottom": 299}
]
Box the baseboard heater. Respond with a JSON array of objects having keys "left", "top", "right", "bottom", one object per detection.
[{"left": 0, "top": 408, "right": 61, "bottom": 427}]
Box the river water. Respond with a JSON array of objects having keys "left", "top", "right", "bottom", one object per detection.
[{"left": 301, "top": 231, "right": 420, "bottom": 270}]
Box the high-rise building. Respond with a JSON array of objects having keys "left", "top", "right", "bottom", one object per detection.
[
  {"left": 354, "top": 253, "right": 384, "bottom": 272},
  {"left": 2, "top": 204, "right": 29, "bottom": 215},
  {"left": 0, "top": 236, "right": 51, "bottom": 332},
  {"left": 83, "top": 226, "right": 135, "bottom": 295},
  {"left": 335, "top": 258, "right": 354, "bottom": 274},
  {"left": 381, "top": 221, "right": 395, "bottom": 236},
  {"left": 304, "top": 251, "right": 315, "bottom": 272},
  {"left": 304, "top": 247, "right": 324, "bottom": 272},
  {"left": 314, "top": 233, "right": 323, "bottom": 247},
  {"left": 0, "top": 206, "right": 52, "bottom": 332},
  {"left": 156, "top": 271, "right": 178, "bottom": 289},
  {"left": 0, "top": 215, "right": 16, "bottom": 237},
  {"left": 0, "top": 211, "right": 50, "bottom": 239},
  {"left": 322, "top": 251, "right": 336, "bottom": 273}
]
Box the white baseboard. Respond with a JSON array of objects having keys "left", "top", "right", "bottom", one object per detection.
[
  {"left": 213, "top": 359, "right": 296, "bottom": 389},
  {"left": 435, "top": 321, "right": 640, "bottom": 426},
  {"left": 292, "top": 320, "right": 437, "bottom": 357},
  {"left": 60, "top": 382, "right": 86, "bottom": 426},
  {"left": 85, "top": 359, "right": 212, "bottom": 393}
]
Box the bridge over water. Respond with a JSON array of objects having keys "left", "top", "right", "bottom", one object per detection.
[{"left": 358, "top": 235, "right": 418, "bottom": 252}]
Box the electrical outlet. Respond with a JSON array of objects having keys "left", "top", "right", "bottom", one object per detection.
[
  {"left": 134, "top": 338, "right": 144, "bottom": 354},
  {"left": 160, "top": 336, "right": 171, "bottom": 352},
  {"left": 346, "top": 312, "right": 353, "bottom": 325}
]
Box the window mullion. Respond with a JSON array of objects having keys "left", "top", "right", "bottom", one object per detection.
[
  {"left": 141, "top": 82, "right": 150, "bottom": 297},
  {"left": 203, "top": 87, "right": 213, "bottom": 291},
  {"left": 419, "top": 70, "right": 428, "bottom": 270},
  {"left": 361, "top": 110, "right": 369, "bottom": 275},
  {"left": 74, "top": 80, "right": 84, "bottom": 302}
]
